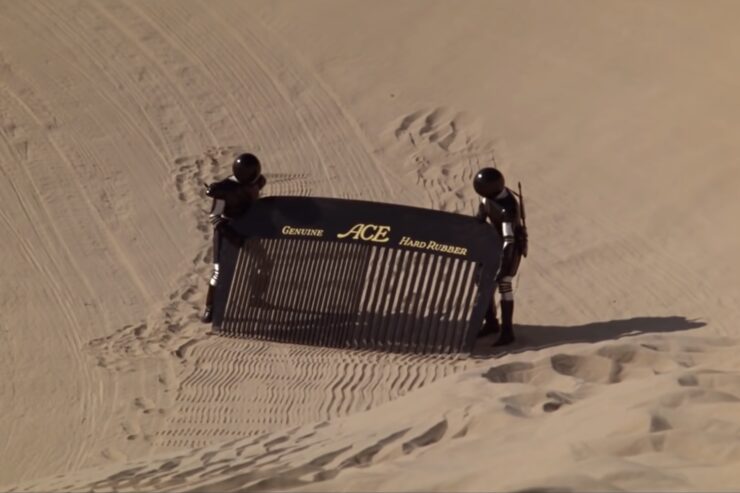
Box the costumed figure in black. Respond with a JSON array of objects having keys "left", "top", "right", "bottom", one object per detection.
[
  {"left": 201, "top": 153, "right": 267, "bottom": 323},
  {"left": 473, "top": 167, "right": 528, "bottom": 346}
]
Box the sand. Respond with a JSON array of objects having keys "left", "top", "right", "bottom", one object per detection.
[{"left": 2, "top": 0, "right": 740, "bottom": 491}]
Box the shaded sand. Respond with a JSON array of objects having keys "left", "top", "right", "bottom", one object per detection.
[{"left": 3, "top": 0, "right": 740, "bottom": 491}]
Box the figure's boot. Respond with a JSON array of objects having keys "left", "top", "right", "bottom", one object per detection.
[
  {"left": 478, "top": 302, "right": 500, "bottom": 338},
  {"left": 201, "top": 284, "right": 215, "bottom": 324},
  {"left": 493, "top": 300, "right": 515, "bottom": 346}
]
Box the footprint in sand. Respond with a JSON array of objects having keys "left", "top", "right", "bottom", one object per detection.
[
  {"left": 483, "top": 361, "right": 536, "bottom": 384},
  {"left": 101, "top": 447, "right": 127, "bottom": 462},
  {"left": 401, "top": 419, "right": 448, "bottom": 454},
  {"left": 122, "top": 419, "right": 142, "bottom": 441},
  {"left": 550, "top": 353, "right": 622, "bottom": 384},
  {"left": 133, "top": 397, "right": 156, "bottom": 415},
  {"left": 173, "top": 148, "right": 316, "bottom": 207},
  {"left": 676, "top": 369, "right": 740, "bottom": 397},
  {"left": 501, "top": 390, "right": 575, "bottom": 416},
  {"left": 382, "top": 107, "right": 498, "bottom": 212}
]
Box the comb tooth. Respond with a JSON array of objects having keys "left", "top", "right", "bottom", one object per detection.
[
  {"left": 335, "top": 242, "right": 372, "bottom": 349},
  {"left": 309, "top": 240, "right": 336, "bottom": 348},
  {"left": 261, "top": 239, "right": 284, "bottom": 340},
  {"left": 354, "top": 245, "right": 381, "bottom": 349},
  {"left": 221, "top": 247, "right": 247, "bottom": 336},
  {"left": 394, "top": 250, "right": 423, "bottom": 353},
  {"left": 441, "top": 258, "right": 464, "bottom": 354},
  {"left": 236, "top": 239, "right": 261, "bottom": 338},
  {"left": 407, "top": 252, "right": 433, "bottom": 354},
  {"left": 385, "top": 249, "right": 413, "bottom": 353},
  {"left": 319, "top": 240, "right": 352, "bottom": 348},
  {"left": 271, "top": 238, "right": 301, "bottom": 342}
]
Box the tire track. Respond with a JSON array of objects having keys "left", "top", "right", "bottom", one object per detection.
[
  {"left": 90, "top": 1, "right": 220, "bottom": 146},
  {"left": 11, "top": 3, "right": 198, "bottom": 271},
  {"left": 0, "top": 85, "right": 101, "bottom": 475},
  {"left": 4, "top": 2, "right": 186, "bottom": 284},
  {"left": 210, "top": 2, "right": 424, "bottom": 203},
  {"left": 0, "top": 79, "right": 152, "bottom": 299},
  {"left": 12, "top": 2, "right": 173, "bottom": 165},
  {"left": 118, "top": 2, "right": 252, "bottom": 147},
  {"left": 135, "top": 1, "right": 338, "bottom": 196}
]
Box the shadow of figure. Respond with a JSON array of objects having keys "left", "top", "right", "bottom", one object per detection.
[{"left": 471, "top": 316, "right": 706, "bottom": 359}]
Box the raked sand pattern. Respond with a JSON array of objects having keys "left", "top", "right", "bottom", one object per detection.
[{"left": 3, "top": 1, "right": 740, "bottom": 491}]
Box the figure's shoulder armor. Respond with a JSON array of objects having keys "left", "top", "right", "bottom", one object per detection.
[
  {"left": 206, "top": 177, "right": 241, "bottom": 199},
  {"left": 497, "top": 191, "right": 521, "bottom": 223},
  {"left": 481, "top": 197, "right": 505, "bottom": 223}
]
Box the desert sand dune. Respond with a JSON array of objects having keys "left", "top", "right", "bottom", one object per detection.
[
  {"left": 13, "top": 333, "right": 740, "bottom": 492},
  {"left": 3, "top": 0, "right": 740, "bottom": 491}
]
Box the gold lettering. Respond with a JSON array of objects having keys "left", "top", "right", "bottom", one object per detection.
[
  {"left": 359, "top": 224, "right": 377, "bottom": 241},
  {"left": 337, "top": 223, "right": 365, "bottom": 240},
  {"left": 373, "top": 225, "right": 391, "bottom": 243},
  {"left": 281, "top": 225, "right": 324, "bottom": 237},
  {"left": 337, "top": 223, "right": 391, "bottom": 243},
  {"left": 397, "top": 236, "right": 467, "bottom": 256}
]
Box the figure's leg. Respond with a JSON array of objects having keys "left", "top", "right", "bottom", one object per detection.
[
  {"left": 492, "top": 276, "right": 514, "bottom": 346},
  {"left": 493, "top": 253, "right": 521, "bottom": 346},
  {"left": 201, "top": 282, "right": 215, "bottom": 324},
  {"left": 201, "top": 227, "right": 222, "bottom": 324},
  {"left": 478, "top": 291, "right": 500, "bottom": 338}
]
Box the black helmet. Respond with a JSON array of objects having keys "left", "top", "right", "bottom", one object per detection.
[
  {"left": 232, "top": 153, "right": 261, "bottom": 184},
  {"left": 473, "top": 167, "right": 505, "bottom": 198}
]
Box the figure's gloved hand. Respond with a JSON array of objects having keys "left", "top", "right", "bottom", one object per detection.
[
  {"left": 475, "top": 202, "right": 488, "bottom": 223},
  {"left": 205, "top": 181, "right": 232, "bottom": 200},
  {"left": 517, "top": 226, "right": 529, "bottom": 258},
  {"left": 210, "top": 214, "right": 228, "bottom": 227},
  {"left": 521, "top": 233, "right": 528, "bottom": 257}
]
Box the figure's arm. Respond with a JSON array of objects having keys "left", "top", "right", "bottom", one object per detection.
[
  {"left": 475, "top": 199, "right": 488, "bottom": 223},
  {"left": 256, "top": 175, "right": 266, "bottom": 191},
  {"left": 512, "top": 195, "right": 528, "bottom": 258},
  {"left": 205, "top": 180, "right": 228, "bottom": 225},
  {"left": 209, "top": 198, "right": 226, "bottom": 226},
  {"left": 205, "top": 179, "right": 230, "bottom": 199},
  {"left": 501, "top": 220, "right": 517, "bottom": 271},
  {"left": 499, "top": 201, "right": 521, "bottom": 275}
]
